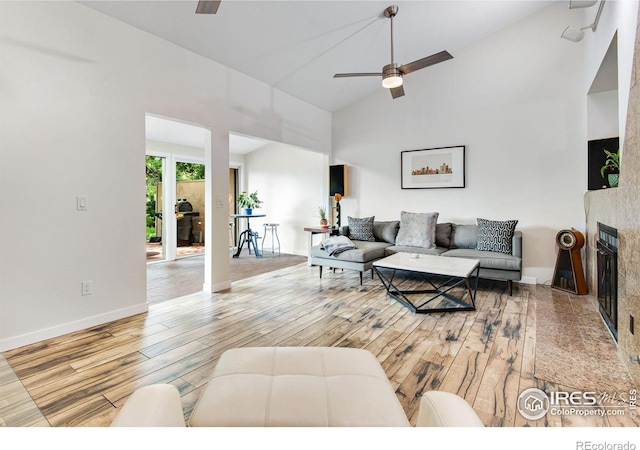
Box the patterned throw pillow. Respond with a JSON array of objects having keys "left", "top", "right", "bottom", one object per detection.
[
  {"left": 476, "top": 218, "right": 518, "bottom": 254},
  {"left": 348, "top": 216, "right": 375, "bottom": 241}
]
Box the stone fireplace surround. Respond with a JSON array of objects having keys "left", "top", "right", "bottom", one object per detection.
[{"left": 585, "top": 12, "right": 640, "bottom": 386}]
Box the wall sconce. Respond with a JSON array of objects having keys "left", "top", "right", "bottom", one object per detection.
[{"left": 561, "top": 0, "right": 605, "bottom": 42}]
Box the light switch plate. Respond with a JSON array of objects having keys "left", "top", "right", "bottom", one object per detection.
[{"left": 77, "top": 196, "right": 88, "bottom": 211}]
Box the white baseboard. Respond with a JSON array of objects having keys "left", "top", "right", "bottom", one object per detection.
[
  {"left": 0, "top": 303, "right": 149, "bottom": 353},
  {"left": 203, "top": 281, "right": 231, "bottom": 292},
  {"left": 518, "top": 276, "right": 537, "bottom": 285}
]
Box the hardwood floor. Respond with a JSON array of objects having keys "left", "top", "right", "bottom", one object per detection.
[{"left": 1, "top": 263, "right": 637, "bottom": 429}]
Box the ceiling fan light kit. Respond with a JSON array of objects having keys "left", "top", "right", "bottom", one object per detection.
[
  {"left": 382, "top": 63, "right": 403, "bottom": 88},
  {"left": 333, "top": 5, "right": 453, "bottom": 99}
]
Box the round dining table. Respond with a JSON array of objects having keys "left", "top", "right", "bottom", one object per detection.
[{"left": 230, "top": 213, "right": 266, "bottom": 258}]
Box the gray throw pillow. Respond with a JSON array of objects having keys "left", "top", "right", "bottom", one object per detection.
[
  {"left": 435, "top": 222, "right": 452, "bottom": 248},
  {"left": 347, "top": 216, "right": 375, "bottom": 241},
  {"left": 373, "top": 221, "right": 400, "bottom": 244},
  {"left": 395, "top": 211, "right": 439, "bottom": 248},
  {"left": 450, "top": 224, "right": 478, "bottom": 249},
  {"left": 476, "top": 218, "right": 518, "bottom": 254}
]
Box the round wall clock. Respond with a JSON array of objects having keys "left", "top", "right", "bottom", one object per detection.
[{"left": 557, "top": 230, "right": 577, "bottom": 249}]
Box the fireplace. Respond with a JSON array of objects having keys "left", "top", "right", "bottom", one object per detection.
[{"left": 597, "top": 222, "right": 618, "bottom": 341}]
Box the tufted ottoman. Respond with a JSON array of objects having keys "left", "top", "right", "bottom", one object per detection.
[{"left": 187, "top": 346, "right": 410, "bottom": 427}]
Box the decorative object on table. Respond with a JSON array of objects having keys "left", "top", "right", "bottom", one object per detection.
[
  {"left": 237, "top": 191, "right": 263, "bottom": 215},
  {"left": 333, "top": 193, "right": 342, "bottom": 228},
  {"left": 317, "top": 206, "right": 328, "bottom": 228},
  {"left": 401, "top": 146, "right": 465, "bottom": 189},
  {"left": 587, "top": 137, "right": 619, "bottom": 190},
  {"left": 600, "top": 148, "right": 620, "bottom": 188},
  {"left": 552, "top": 228, "right": 587, "bottom": 295}
]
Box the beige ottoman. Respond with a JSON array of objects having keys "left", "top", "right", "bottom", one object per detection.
[{"left": 188, "top": 346, "right": 410, "bottom": 427}]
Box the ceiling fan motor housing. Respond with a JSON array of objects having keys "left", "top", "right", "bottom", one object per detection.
[{"left": 382, "top": 63, "right": 403, "bottom": 88}]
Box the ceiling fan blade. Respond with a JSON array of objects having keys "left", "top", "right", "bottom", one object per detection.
[
  {"left": 399, "top": 50, "right": 453, "bottom": 75},
  {"left": 390, "top": 85, "right": 405, "bottom": 99},
  {"left": 333, "top": 73, "right": 382, "bottom": 78},
  {"left": 196, "top": 1, "right": 221, "bottom": 14}
]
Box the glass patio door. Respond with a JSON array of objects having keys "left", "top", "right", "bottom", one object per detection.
[{"left": 146, "top": 155, "right": 166, "bottom": 262}]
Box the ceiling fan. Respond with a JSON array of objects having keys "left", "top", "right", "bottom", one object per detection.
[
  {"left": 334, "top": 5, "right": 453, "bottom": 99},
  {"left": 196, "top": 1, "right": 221, "bottom": 14}
]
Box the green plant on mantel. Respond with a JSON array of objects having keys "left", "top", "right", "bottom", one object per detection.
[{"left": 600, "top": 148, "right": 620, "bottom": 188}]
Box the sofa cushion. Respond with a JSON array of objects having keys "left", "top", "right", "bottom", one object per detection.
[
  {"left": 450, "top": 224, "right": 478, "bottom": 249},
  {"left": 347, "top": 216, "right": 375, "bottom": 241},
  {"left": 395, "top": 211, "right": 439, "bottom": 249},
  {"left": 385, "top": 245, "right": 446, "bottom": 257},
  {"left": 442, "top": 248, "right": 522, "bottom": 271},
  {"left": 373, "top": 221, "right": 400, "bottom": 244},
  {"left": 435, "top": 222, "right": 452, "bottom": 248},
  {"left": 476, "top": 218, "right": 518, "bottom": 254},
  {"left": 311, "top": 240, "right": 391, "bottom": 263}
]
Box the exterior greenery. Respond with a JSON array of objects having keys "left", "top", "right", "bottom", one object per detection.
[{"left": 145, "top": 156, "right": 205, "bottom": 240}]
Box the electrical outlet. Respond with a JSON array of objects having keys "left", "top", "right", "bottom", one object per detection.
[
  {"left": 216, "top": 198, "right": 224, "bottom": 208},
  {"left": 81, "top": 281, "right": 92, "bottom": 296}
]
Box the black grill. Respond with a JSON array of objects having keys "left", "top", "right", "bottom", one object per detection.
[{"left": 176, "top": 199, "right": 200, "bottom": 246}]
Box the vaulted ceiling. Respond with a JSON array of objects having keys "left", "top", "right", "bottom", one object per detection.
[{"left": 81, "top": 1, "right": 555, "bottom": 112}]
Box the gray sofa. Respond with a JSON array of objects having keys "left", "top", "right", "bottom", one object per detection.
[{"left": 309, "top": 219, "right": 522, "bottom": 295}]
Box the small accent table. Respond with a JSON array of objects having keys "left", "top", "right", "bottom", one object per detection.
[
  {"left": 303, "top": 226, "right": 338, "bottom": 266},
  {"left": 231, "top": 214, "right": 266, "bottom": 258},
  {"left": 373, "top": 253, "right": 480, "bottom": 314}
]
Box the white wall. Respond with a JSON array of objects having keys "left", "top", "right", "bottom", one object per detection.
[
  {"left": 146, "top": 140, "right": 205, "bottom": 160},
  {"left": 244, "top": 143, "right": 328, "bottom": 255},
  {"left": 332, "top": 3, "right": 590, "bottom": 284},
  {"left": 0, "top": 2, "right": 331, "bottom": 351},
  {"left": 582, "top": 0, "right": 639, "bottom": 150},
  {"left": 587, "top": 90, "right": 619, "bottom": 141}
]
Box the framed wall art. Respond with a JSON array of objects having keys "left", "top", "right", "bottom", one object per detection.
[{"left": 401, "top": 145, "right": 465, "bottom": 189}]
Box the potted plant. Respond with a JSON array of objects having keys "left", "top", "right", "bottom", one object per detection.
[
  {"left": 317, "top": 206, "right": 328, "bottom": 228},
  {"left": 237, "top": 191, "right": 263, "bottom": 215},
  {"left": 600, "top": 148, "right": 620, "bottom": 188}
]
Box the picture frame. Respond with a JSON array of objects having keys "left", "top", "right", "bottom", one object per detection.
[{"left": 401, "top": 145, "right": 466, "bottom": 189}]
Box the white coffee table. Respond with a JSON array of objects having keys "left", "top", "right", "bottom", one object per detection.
[{"left": 373, "top": 252, "right": 480, "bottom": 314}]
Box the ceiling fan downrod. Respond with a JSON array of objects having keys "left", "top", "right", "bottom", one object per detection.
[
  {"left": 382, "top": 5, "right": 402, "bottom": 89},
  {"left": 384, "top": 5, "right": 398, "bottom": 63}
]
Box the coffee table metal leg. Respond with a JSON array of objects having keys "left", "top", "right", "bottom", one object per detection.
[{"left": 374, "top": 266, "right": 478, "bottom": 314}]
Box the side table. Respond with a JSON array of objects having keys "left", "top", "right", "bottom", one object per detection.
[{"left": 303, "top": 226, "right": 339, "bottom": 266}]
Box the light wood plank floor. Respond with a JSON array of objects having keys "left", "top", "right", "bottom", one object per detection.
[{"left": 1, "top": 263, "right": 637, "bottom": 427}]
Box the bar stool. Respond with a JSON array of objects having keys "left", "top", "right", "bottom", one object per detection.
[{"left": 261, "top": 223, "right": 281, "bottom": 257}]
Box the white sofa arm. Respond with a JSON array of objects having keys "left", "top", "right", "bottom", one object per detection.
[
  {"left": 110, "top": 384, "right": 186, "bottom": 427},
  {"left": 416, "top": 391, "right": 484, "bottom": 427}
]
